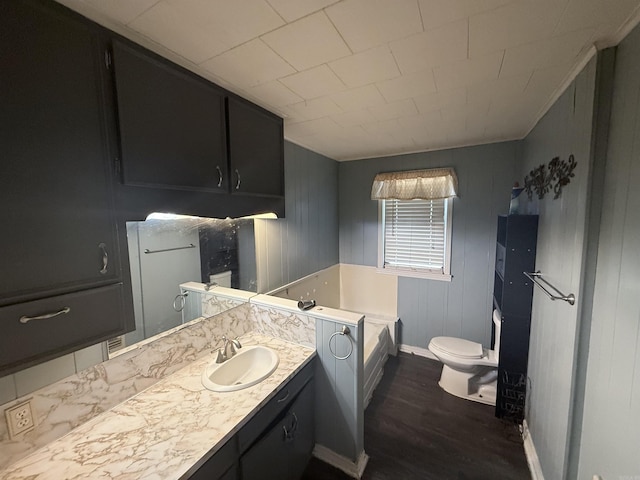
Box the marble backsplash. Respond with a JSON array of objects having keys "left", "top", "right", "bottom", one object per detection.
[{"left": 0, "top": 290, "right": 324, "bottom": 471}]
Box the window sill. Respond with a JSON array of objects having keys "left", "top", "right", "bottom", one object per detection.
[{"left": 376, "top": 267, "right": 452, "bottom": 282}]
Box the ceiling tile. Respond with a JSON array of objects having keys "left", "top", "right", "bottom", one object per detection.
[
  {"left": 523, "top": 63, "right": 571, "bottom": 99},
  {"left": 368, "top": 99, "right": 418, "bottom": 121},
  {"left": 285, "top": 97, "right": 343, "bottom": 121},
  {"left": 377, "top": 70, "right": 438, "bottom": 103},
  {"left": 266, "top": 0, "right": 340, "bottom": 22},
  {"left": 326, "top": 0, "right": 423, "bottom": 52},
  {"left": 329, "top": 46, "right": 400, "bottom": 88},
  {"left": 330, "top": 109, "right": 378, "bottom": 128},
  {"left": 433, "top": 51, "right": 504, "bottom": 91},
  {"left": 285, "top": 116, "right": 342, "bottom": 137},
  {"left": 279, "top": 65, "right": 346, "bottom": 99},
  {"left": 469, "top": 0, "right": 568, "bottom": 58},
  {"left": 413, "top": 89, "right": 467, "bottom": 114},
  {"left": 499, "top": 29, "right": 596, "bottom": 79},
  {"left": 417, "top": 0, "right": 512, "bottom": 31},
  {"left": 554, "top": 0, "right": 640, "bottom": 37},
  {"left": 200, "top": 39, "right": 295, "bottom": 88},
  {"left": 330, "top": 85, "right": 387, "bottom": 111},
  {"left": 246, "top": 80, "right": 303, "bottom": 107},
  {"left": 261, "top": 12, "right": 351, "bottom": 71},
  {"left": 467, "top": 73, "right": 530, "bottom": 106},
  {"left": 361, "top": 118, "right": 402, "bottom": 136},
  {"left": 82, "top": 0, "right": 160, "bottom": 24},
  {"left": 128, "top": 0, "right": 285, "bottom": 63},
  {"left": 390, "top": 19, "right": 469, "bottom": 74}
]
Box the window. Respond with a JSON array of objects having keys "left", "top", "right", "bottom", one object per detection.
[{"left": 378, "top": 197, "right": 453, "bottom": 281}]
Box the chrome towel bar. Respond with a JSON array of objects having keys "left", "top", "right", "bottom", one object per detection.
[
  {"left": 523, "top": 271, "right": 575, "bottom": 306},
  {"left": 144, "top": 243, "right": 196, "bottom": 254}
]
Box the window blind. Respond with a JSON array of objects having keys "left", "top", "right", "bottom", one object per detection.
[{"left": 383, "top": 198, "right": 447, "bottom": 271}]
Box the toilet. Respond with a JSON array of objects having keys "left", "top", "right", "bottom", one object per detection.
[{"left": 427, "top": 309, "right": 502, "bottom": 406}]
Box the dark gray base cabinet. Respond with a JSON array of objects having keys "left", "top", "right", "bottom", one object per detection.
[
  {"left": 188, "top": 361, "right": 314, "bottom": 480},
  {"left": 241, "top": 379, "right": 314, "bottom": 480}
]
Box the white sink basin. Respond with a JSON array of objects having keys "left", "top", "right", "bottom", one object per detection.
[{"left": 202, "top": 346, "right": 279, "bottom": 392}]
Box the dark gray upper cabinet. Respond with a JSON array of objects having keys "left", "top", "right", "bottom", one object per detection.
[
  {"left": 112, "top": 41, "right": 228, "bottom": 192},
  {"left": 0, "top": 0, "right": 134, "bottom": 374},
  {"left": 0, "top": 0, "right": 122, "bottom": 304},
  {"left": 227, "top": 97, "right": 285, "bottom": 198}
]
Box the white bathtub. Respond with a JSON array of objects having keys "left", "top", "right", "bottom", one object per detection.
[{"left": 268, "top": 264, "right": 398, "bottom": 408}]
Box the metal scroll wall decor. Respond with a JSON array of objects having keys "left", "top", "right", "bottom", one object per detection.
[{"left": 524, "top": 154, "right": 577, "bottom": 200}]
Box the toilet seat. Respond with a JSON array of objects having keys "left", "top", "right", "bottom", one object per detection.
[{"left": 429, "top": 336, "right": 484, "bottom": 359}]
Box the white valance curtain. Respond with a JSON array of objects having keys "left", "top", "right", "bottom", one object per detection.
[{"left": 370, "top": 168, "right": 458, "bottom": 200}]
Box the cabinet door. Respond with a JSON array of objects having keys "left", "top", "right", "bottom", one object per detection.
[
  {"left": 112, "top": 41, "right": 228, "bottom": 192},
  {"left": 241, "top": 380, "right": 314, "bottom": 480},
  {"left": 0, "top": 0, "right": 121, "bottom": 304},
  {"left": 188, "top": 437, "right": 237, "bottom": 480},
  {"left": 227, "top": 97, "right": 284, "bottom": 197}
]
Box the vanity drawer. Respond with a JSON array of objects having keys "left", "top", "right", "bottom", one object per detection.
[
  {"left": 238, "top": 358, "right": 314, "bottom": 453},
  {"left": 0, "top": 283, "right": 127, "bottom": 374}
]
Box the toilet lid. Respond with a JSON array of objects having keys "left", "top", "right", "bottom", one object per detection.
[{"left": 430, "top": 336, "right": 484, "bottom": 359}]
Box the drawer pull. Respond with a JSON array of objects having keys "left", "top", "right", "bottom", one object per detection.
[
  {"left": 98, "top": 243, "right": 109, "bottom": 275},
  {"left": 235, "top": 169, "right": 241, "bottom": 190},
  {"left": 20, "top": 306, "right": 71, "bottom": 324},
  {"left": 277, "top": 390, "right": 290, "bottom": 403},
  {"left": 282, "top": 412, "right": 298, "bottom": 441}
]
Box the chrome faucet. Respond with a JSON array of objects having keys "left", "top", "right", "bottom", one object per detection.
[{"left": 215, "top": 335, "right": 242, "bottom": 363}]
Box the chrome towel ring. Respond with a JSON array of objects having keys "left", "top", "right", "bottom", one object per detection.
[
  {"left": 173, "top": 292, "right": 188, "bottom": 312},
  {"left": 329, "top": 325, "right": 353, "bottom": 360}
]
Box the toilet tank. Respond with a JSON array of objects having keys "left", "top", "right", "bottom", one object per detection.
[
  {"left": 493, "top": 309, "right": 503, "bottom": 356},
  {"left": 209, "top": 270, "right": 232, "bottom": 288}
]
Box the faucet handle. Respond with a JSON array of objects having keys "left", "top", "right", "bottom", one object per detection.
[{"left": 215, "top": 348, "right": 226, "bottom": 364}]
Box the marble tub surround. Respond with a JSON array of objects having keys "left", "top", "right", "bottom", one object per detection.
[
  {"left": 0, "top": 304, "right": 254, "bottom": 470},
  {"left": 248, "top": 302, "right": 316, "bottom": 347},
  {"left": 1, "top": 333, "right": 315, "bottom": 480},
  {"left": 250, "top": 294, "right": 363, "bottom": 325}
]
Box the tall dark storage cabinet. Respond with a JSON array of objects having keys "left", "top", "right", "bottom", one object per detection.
[
  {"left": 0, "top": 0, "right": 133, "bottom": 375},
  {"left": 492, "top": 215, "right": 538, "bottom": 422}
]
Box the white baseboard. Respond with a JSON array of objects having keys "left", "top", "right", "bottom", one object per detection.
[
  {"left": 313, "top": 444, "right": 369, "bottom": 479},
  {"left": 399, "top": 343, "right": 439, "bottom": 361},
  {"left": 522, "top": 420, "right": 545, "bottom": 480}
]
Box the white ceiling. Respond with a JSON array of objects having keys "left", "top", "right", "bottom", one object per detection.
[{"left": 58, "top": 0, "right": 640, "bottom": 161}]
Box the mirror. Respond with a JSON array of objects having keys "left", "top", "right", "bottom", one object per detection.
[{"left": 116, "top": 214, "right": 258, "bottom": 354}]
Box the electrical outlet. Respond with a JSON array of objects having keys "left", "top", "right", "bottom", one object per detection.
[{"left": 5, "top": 400, "right": 35, "bottom": 439}]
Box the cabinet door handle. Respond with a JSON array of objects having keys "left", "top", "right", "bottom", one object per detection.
[
  {"left": 98, "top": 243, "right": 108, "bottom": 274},
  {"left": 216, "top": 166, "right": 223, "bottom": 188},
  {"left": 234, "top": 169, "right": 241, "bottom": 190},
  {"left": 277, "top": 390, "right": 290, "bottom": 403},
  {"left": 20, "top": 307, "right": 71, "bottom": 324},
  {"left": 282, "top": 412, "right": 298, "bottom": 441}
]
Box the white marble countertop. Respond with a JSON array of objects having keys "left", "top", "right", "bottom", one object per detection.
[{"left": 0, "top": 333, "right": 315, "bottom": 480}]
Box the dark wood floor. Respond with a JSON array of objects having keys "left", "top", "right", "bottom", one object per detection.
[{"left": 302, "top": 352, "right": 530, "bottom": 480}]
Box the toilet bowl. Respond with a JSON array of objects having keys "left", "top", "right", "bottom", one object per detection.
[{"left": 428, "top": 309, "right": 502, "bottom": 406}]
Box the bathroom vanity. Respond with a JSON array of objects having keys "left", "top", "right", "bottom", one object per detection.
[{"left": 0, "top": 333, "right": 315, "bottom": 480}]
